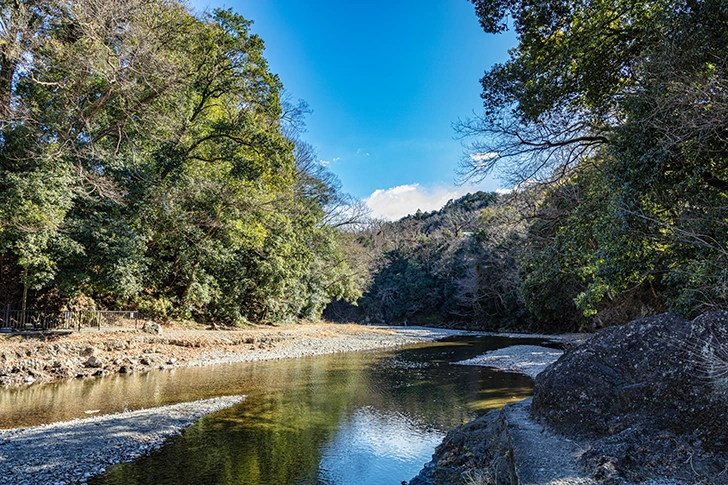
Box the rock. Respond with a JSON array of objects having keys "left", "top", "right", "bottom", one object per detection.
[
  {"left": 84, "top": 356, "right": 103, "bottom": 368},
  {"left": 79, "top": 346, "right": 96, "bottom": 357},
  {"left": 532, "top": 310, "right": 728, "bottom": 483},
  {"left": 139, "top": 356, "right": 152, "bottom": 366},
  {"left": 533, "top": 311, "right": 728, "bottom": 446},
  {"left": 141, "top": 321, "right": 162, "bottom": 335},
  {"left": 408, "top": 408, "right": 516, "bottom": 485}
]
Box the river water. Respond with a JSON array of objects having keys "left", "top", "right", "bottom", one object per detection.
[{"left": 1, "top": 335, "right": 539, "bottom": 485}]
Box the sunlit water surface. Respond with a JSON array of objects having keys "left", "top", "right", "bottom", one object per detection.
[{"left": 0, "top": 335, "right": 540, "bottom": 485}]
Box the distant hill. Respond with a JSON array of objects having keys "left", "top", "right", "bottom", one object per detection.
[{"left": 324, "top": 191, "right": 509, "bottom": 327}]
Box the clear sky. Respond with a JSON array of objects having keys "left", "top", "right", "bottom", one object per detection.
[{"left": 189, "top": 0, "right": 516, "bottom": 219}]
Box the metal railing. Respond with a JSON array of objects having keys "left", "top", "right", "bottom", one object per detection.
[{"left": 0, "top": 304, "right": 140, "bottom": 332}]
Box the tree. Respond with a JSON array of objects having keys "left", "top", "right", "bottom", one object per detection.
[
  {"left": 0, "top": 0, "right": 366, "bottom": 324},
  {"left": 460, "top": 0, "right": 728, "bottom": 326}
]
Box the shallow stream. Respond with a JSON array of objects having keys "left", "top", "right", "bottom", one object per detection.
[{"left": 1, "top": 335, "right": 539, "bottom": 484}]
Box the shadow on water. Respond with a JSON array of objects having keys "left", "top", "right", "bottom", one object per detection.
[{"left": 2, "top": 336, "right": 538, "bottom": 485}]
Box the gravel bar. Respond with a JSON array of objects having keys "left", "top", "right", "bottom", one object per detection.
[
  {"left": 454, "top": 344, "right": 564, "bottom": 378},
  {"left": 188, "top": 326, "right": 472, "bottom": 366},
  {"left": 0, "top": 395, "right": 245, "bottom": 485}
]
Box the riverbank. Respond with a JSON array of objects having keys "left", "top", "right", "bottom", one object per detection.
[
  {"left": 0, "top": 396, "right": 246, "bottom": 485},
  {"left": 0, "top": 324, "right": 474, "bottom": 485},
  {"left": 0, "top": 323, "right": 469, "bottom": 387},
  {"left": 410, "top": 311, "right": 728, "bottom": 485}
]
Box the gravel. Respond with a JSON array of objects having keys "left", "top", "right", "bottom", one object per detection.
[
  {"left": 0, "top": 395, "right": 245, "bottom": 485},
  {"left": 454, "top": 344, "right": 565, "bottom": 378},
  {"left": 0, "top": 326, "right": 470, "bottom": 485},
  {"left": 189, "top": 325, "right": 471, "bottom": 366}
]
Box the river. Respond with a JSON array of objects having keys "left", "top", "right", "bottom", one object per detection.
[{"left": 0, "top": 335, "right": 539, "bottom": 485}]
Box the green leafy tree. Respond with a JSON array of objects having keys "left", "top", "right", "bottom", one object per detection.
[
  {"left": 0, "top": 0, "right": 366, "bottom": 324},
  {"left": 461, "top": 0, "right": 728, "bottom": 326}
]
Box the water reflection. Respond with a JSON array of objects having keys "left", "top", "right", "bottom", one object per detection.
[
  {"left": 318, "top": 407, "right": 443, "bottom": 484},
  {"left": 80, "top": 336, "right": 535, "bottom": 485}
]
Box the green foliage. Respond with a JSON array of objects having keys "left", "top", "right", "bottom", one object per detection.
[
  {"left": 461, "top": 0, "right": 728, "bottom": 329},
  {"left": 346, "top": 191, "right": 523, "bottom": 328},
  {"left": 0, "top": 0, "right": 364, "bottom": 323}
]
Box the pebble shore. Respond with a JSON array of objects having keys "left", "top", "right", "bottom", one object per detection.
[
  {"left": 0, "top": 396, "right": 246, "bottom": 485},
  {"left": 188, "top": 326, "right": 472, "bottom": 366},
  {"left": 0, "top": 325, "right": 470, "bottom": 485},
  {"left": 454, "top": 344, "right": 565, "bottom": 378}
]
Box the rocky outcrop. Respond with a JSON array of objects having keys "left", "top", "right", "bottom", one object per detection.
[
  {"left": 532, "top": 311, "right": 728, "bottom": 483},
  {"left": 410, "top": 311, "right": 728, "bottom": 484},
  {"left": 408, "top": 407, "right": 516, "bottom": 485},
  {"left": 532, "top": 311, "right": 728, "bottom": 447}
]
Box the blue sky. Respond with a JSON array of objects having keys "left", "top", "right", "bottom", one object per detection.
[{"left": 189, "top": 0, "right": 516, "bottom": 219}]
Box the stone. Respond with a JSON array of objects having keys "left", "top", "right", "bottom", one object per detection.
[
  {"left": 79, "top": 346, "right": 96, "bottom": 357},
  {"left": 408, "top": 408, "right": 516, "bottom": 485},
  {"left": 531, "top": 310, "right": 728, "bottom": 483},
  {"left": 84, "top": 356, "right": 103, "bottom": 368},
  {"left": 532, "top": 311, "right": 728, "bottom": 448},
  {"left": 141, "top": 321, "right": 162, "bottom": 335}
]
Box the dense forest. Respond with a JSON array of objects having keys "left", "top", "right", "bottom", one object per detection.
[
  {"left": 2, "top": 0, "right": 727, "bottom": 332},
  {"left": 331, "top": 0, "right": 728, "bottom": 332},
  {"left": 455, "top": 0, "right": 728, "bottom": 332},
  {"left": 0, "top": 0, "right": 364, "bottom": 323}
]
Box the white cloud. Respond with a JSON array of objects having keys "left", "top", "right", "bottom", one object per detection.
[
  {"left": 469, "top": 152, "right": 498, "bottom": 161},
  {"left": 364, "top": 183, "right": 466, "bottom": 220}
]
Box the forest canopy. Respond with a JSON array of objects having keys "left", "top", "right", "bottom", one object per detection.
[
  {"left": 328, "top": 0, "right": 728, "bottom": 332},
  {"left": 457, "top": 0, "right": 728, "bottom": 329},
  {"left": 0, "top": 0, "right": 363, "bottom": 323},
  {"left": 2, "top": 0, "right": 726, "bottom": 332}
]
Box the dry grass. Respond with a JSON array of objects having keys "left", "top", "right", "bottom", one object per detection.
[
  {"left": 682, "top": 331, "right": 728, "bottom": 396},
  {"left": 462, "top": 469, "right": 495, "bottom": 485}
]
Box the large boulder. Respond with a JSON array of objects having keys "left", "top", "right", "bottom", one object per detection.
[
  {"left": 532, "top": 311, "right": 728, "bottom": 450},
  {"left": 408, "top": 409, "right": 516, "bottom": 485}
]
